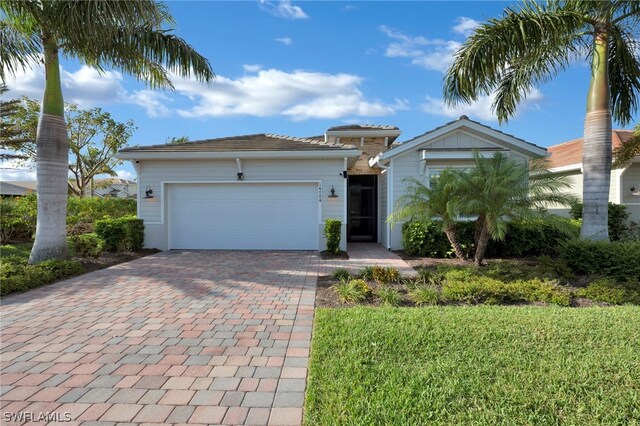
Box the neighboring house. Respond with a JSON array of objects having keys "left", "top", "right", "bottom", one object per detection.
[
  {"left": 547, "top": 130, "right": 640, "bottom": 222},
  {"left": 86, "top": 178, "right": 137, "bottom": 199},
  {"left": 117, "top": 116, "right": 547, "bottom": 251},
  {"left": 0, "top": 181, "right": 37, "bottom": 196}
]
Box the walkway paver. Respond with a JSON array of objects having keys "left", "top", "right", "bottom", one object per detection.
[
  {"left": 315, "top": 242, "right": 417, "bottom": 277},
  {"left": 1, "top": 250, "right": 316, "bottom": 425}
]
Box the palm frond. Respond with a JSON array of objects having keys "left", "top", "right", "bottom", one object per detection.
[
  {"left": 607, "top": 25, "right": 640, "bottom": 126},
  {"left": 612, "top": 124, "right": 640, "bottom": 167},
  {"left": 0, "top": 20, "right": 41, "bottom": 82}
]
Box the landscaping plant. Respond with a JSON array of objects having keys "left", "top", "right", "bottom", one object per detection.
[{"left": 324, "top": 219, "right": 342, "bottom": 254}]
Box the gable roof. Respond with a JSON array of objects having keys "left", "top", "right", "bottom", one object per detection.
[
  {"left": 120, "top": 133, "right": 356, "bottom": 153},
  {"left": 547, "top": 130, "right": 634, "bottom": 169},
  {"left": 0, "top": 181, "right": 37, "bottom": 195},
  {"left": 378, "top": 115, "right": 547, "bottom": 161},
  {"left": 326, "top": 124, "right": 399, "bottom": 131}
]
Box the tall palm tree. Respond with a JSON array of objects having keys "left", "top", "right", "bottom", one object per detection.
[
  {"left": 444, "top": 0, "right": 640, "bottom": 241},
  {"left": 1, "top": 1, "right": 214, "bottom": 263},
  {"left": 388, "top": 169, "right": 467, "bottom": 260},
  {"left": 459, "top": 152, "right": 576, "bottom": 265}
]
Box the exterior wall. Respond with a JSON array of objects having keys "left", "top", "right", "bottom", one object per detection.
[
  {"left": 622, "top": 163, "right": 640, "bottom": 222},
  {"left": 427, "top": 131, "right": 499, "bottom": 150},
  {"left": 341, "top": 136, "right": 388, "bottom": 175},
  {"left": 137, "top": 158, "right": 348, "bottom": 251},
  {"left": 546, "top": 171, "right": 583, "bottom": 217},
  {"left": 378, "top": 172, "right": 388, "bottom": 247}
]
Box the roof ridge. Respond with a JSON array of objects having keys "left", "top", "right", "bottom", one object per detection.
[{"left": 265, "top": 132, "right": 349, "bottom": 148}]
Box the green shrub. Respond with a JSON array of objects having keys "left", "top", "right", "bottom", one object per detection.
[
  {"left": 576, "top": 278, "right": 640, "bottom": 305},
  {"left": 375, "top": 286, "right": 403, "bottom": 307},
  {"left": 441, "top": 274, "right": 571, "bottom": 306},
  {"left": 402, "top": 218, "right": 579, "bottom": 258},
  {"left": 0, "top": 259, "right": 84, "bottom": 296},
  {"left": 71, "top": 233, "right": 104, "bottom": 258},
  {"left": 560, "top": 240, "right": 640, "bottom": 281},
  {"left": 324, "top": 219, "right": 342, "bottom": 254},
  {"left": 332, "top": 268, "right": 351, "bottom": 282},
  {"left": 0, "top": 195, "right": 37, "bottom": 243},
  {"left": 570, "top": 202, "right": 630, "bottom": 241},
  {"left": 95, "top": 216, "right": 144, "bottom": 251},
  {"left": 371, "top": 266, "right": 401, "bottom": 284},
  {"left": 408, "top": 285, "right": 441, "bottom": 306},
  {"left": 359, "top": 266, "right": 375, "bottom": 281},
  {"left": 332, "top": 279, "right": 371, "bottom": 304}
]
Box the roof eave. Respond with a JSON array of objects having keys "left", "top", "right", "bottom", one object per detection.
[{"left": 116, "top": 149, "right": 362, "bottom": 161}]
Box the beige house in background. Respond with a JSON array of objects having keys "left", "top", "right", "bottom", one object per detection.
[{"left": 547, "top": 130, "right": 640, "bottom": 222}]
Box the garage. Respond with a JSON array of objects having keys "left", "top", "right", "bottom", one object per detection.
[{"left": 167, "top": 182, "right": 319, "bottom": 250}]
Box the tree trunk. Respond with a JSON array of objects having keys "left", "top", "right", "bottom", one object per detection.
[
  {"left": 444, "top": 225, "right": 466, "bottom": 261},
  {"left": 581, "top": 30, "right": 611, "bottom": 241},
  {"left": 474, "top": 221, "right": 490, "bottom": 266},
  {"left": 29, "top": 38, "right": 69, "bottom": 264}
]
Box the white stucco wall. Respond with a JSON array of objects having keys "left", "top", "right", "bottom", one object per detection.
[{"left": 136, "top": 158, "right": 348, "bottom": 251}]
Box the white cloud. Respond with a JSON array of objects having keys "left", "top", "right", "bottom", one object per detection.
[
  {"left": 129, "top": 90, "right": 171, "bottom": 118},
  {"left": 421, "top": 89, "right": 544, "bottom": 122},
  {"left": 243, "top": 64, "right": 263, "bottom": 73},
  {"left": 172, "top": 68, "right": 399, "bottom": 121},
  {"left": 116, "top": 169, "right": 136, "bottom": 181},
  {"left": 342, "top": 5, "right": 356, "bottom": 12},
  {"left": 259, "top": 0, "right": 308, "bottom": 20},
  {"left": 276, "top": 37, "right": 293, "bottom": 46},
  {"left": 379, "top": 25, "right": 461, "bottom": 72},
  {"left": 0, "top": 159, "right": 36, "bottom": 181},
  {"left": 452, "top": 17, "right": 480, "bottom": 36}
]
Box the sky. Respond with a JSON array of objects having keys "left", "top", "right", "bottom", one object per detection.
[{"left": 2, "top": 0, "right": 637, "bottom": 181}]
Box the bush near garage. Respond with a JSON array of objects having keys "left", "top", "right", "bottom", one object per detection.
[{"left": 95, "top": 216, "right": 144, "bottom": 252}]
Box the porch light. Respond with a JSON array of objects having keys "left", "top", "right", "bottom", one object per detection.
[
  {"left": 328, "top": 186, "right": 338, "bottom": 198},
  {"left": 237, "top": 172, "right": 244, "bottom": 181},
  {"left": 144, "top": 186, "right": 154, "bottom": 199},
  {"left": 631, "top": 186, "right": 640, "bottom": 196}
]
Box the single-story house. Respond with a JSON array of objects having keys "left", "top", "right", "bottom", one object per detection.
[
  {"left": 547, "top": 130, "right": 640, "bottom": 222},
  {"left": 0, "top": 181, "right": 37, "bottom": 196},
  {"left": 117, "top": 116, "right": 547, "bottom": 251},
  {"left": 84, "top": 178, "right": 137, "bottom": 199}
]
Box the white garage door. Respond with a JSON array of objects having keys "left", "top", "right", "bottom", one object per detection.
[{"left": 168, "top": 183, "right": 319, "bottom": 250}]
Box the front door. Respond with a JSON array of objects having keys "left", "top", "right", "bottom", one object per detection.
[{"left": 348, "top": 175, "right": 377, "bottom": 242}]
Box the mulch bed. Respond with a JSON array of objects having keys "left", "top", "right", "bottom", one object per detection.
[
  {"left": 75, "top": 249, "right": 160, "bottom": 273},
  {"left": 320, "top": 250, "right": 349, "bottom": 260}
]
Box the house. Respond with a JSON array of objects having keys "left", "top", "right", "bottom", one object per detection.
[
  {"left": 0, "top": 181, "right": 37, "bottom": 196},
  {"left": 85, "top": 178, "right": 137, "bottom": 199},
  {"left": 547, "top": 130, "right": 640, "bottom": 222},
  {"left": 117, "top": 116, "right": 547, "bottom": 251}
]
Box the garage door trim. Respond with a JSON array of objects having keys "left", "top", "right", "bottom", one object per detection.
[{"left": 163, "top": 180, "right": 322, "bottom": 250}]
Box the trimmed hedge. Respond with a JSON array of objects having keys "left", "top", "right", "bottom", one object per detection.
[
  {"left": 0, "top": 259, "right": 84, "bottom": 296},
  {"left": 569, "top": 202, "right": 630, "bottom": 241},
  {"left": 324, "top": 219, "right": 342, "bottom": 254},
  {"left": 95, "top": 216, "right": 144, "bottom": 252},
  {"left": 402, "top": 219, "right": 580, "bottom": 258},
  {"left": 71, "top": 233, "right": 104, "bottom": 258},
  {"left": 560, "top": 240, "right": 640, "bottom": 282}
]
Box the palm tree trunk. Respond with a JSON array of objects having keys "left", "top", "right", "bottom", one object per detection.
[
  {"left": 581, "top": 30, "right": 611, "bottom": 241},
  {"left": 28, "top": 38, "right": 69, "bottom": 264},
  {"left": 474, "top": 221, "right": 490, "bottom": 266},
  {"left": 443, "top": 225, "right": 466, "bottom": 261}
]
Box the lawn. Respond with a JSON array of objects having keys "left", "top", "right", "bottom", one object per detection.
[{"left": 305, "top": 307, "right": 640, "bottom": 425}]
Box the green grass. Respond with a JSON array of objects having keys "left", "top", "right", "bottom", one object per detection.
[
  {"left": 305, "top": 307, "right": 640, "bottom": 425},
  {"left": 0, "top": 242, "right": 33, "bottom": 264}
]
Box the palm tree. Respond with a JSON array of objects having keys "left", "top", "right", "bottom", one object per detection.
[
  {"left": 443, "top": 0, "right": 640, "bottom": 241},
  {"left": 388, "top": 169, "right": 467, "bottom": 260},
  {"left": 1, "top": 1, "right": 214, "bottom": 263},
  {"left": 459, "top": 152, "right": 575, "bottom": 265},
  {"left": 612, "top": 123, "right": 640, "bottom": 167}
]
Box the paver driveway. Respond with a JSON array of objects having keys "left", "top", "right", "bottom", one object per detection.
[{"left": 1, "top": 251, "right": 316, "bottom": 425}]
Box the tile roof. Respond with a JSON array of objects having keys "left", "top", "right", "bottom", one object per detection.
[
  {"left": 547, "top": 130, "right": 634, "bottom": 168},
  {"left": 326, "top": 124, "right": 400, "bottom": 131},
  {"left": 120, "top": 133, "right": 357, "bottom": 153}
]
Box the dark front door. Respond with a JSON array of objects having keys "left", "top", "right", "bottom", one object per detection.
[{"left": 348, "top": 175, "right": 377, "bottom": 242}]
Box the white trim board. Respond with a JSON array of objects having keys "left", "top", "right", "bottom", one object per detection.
[{"left": 118, "top": 150, "right": 360, "bottom": 161}]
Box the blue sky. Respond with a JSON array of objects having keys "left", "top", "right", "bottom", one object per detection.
[{"left": 4, "top": 1, "right": 636, "bottom": 181}]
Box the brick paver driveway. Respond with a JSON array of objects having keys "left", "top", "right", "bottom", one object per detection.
[{"left": 1, "top": 251, "right": 316, "bottom": 425}]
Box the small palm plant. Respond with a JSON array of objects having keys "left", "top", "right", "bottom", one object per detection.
[
  {"left": 459, "top": 152, "right": 576, "bottom": 265},
  {"left": 388, "top": 168, "right": 467, "bottom": 260}
]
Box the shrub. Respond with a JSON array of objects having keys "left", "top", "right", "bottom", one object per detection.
[
  {"left": 71, "top": 233, "right": 104, "bottom": 258},
  {"left": 371, "top": 266, "right": 401, "bottom": 284},
  {"left": 66, "top": 197, "right": 137, "bottom": 230},
  {"left": 408, "top": 285, "right": 441, "bottom": 306},
  {"left": 375, "top": 286, "right": 403, "bottom": 307},
  {"left": 0, "top": 259, "right": 84, "bottom": 296},
  {"left": 95, "top": 216, "right": 144, "bottom": 252},
  {"left": 324, "top": 219, "right": 342, "bottom": 254},
  {"left": 332, "top": 279, "right": 371, "bottom": 304},
  {"left": 441, "top": 274, "right": 571, "bottom": 306},
  {"left": 402, "top": 220, "right": 475, "bottom": 257},
  {"left": 332, "top": 268, "right": 351, "bottom": 282},
  {"left": 560, "top": 240, "right": 640, "bottom": 281},
  {"left": 569, "top": 202, "right": 630, "bottom": 241},
  {"left": 576, "top": 278, "right": 640, "bottom": 305},
  {"left": 0, "top": 196, "right": 36, "bottom": 243},
  {"left": 359, "top": 266, "right": 375, "bottom": 281}
]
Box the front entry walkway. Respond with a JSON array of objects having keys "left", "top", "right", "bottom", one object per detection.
[
  {"left": 315, "top": 243, "right": 417, "bottom": 277},
  {"left": 1, "top": 251, "right": 316, "bottom": 425}
]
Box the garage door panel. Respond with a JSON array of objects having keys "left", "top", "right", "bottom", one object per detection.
[{"left": 168, "top": 183, "right": 318, "bottom": 250}]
